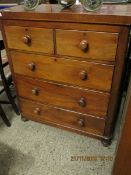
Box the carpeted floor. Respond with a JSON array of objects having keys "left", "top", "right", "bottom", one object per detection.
[{"left": 0, "top": 93, "right": 124, "bottom": 175}]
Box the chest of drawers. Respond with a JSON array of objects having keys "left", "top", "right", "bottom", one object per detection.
[{"left": 1, "top": 4, "right": 131, "bottom": 146}]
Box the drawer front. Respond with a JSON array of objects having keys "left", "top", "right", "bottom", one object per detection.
[
  {"left": 56, "top": 29, "right": 118, "bottom": 61},
  {"left": 4, "top": 26, "right": 53, "bottom": 54},
  {"left": 16, "top": 75, "right": 110, "bottom": 118},
  {"left": 11, "top": 51, "right": 114, "bottom": 92},
  {"left": 19, "top": 99, "right": 105, "bottom": 136}
]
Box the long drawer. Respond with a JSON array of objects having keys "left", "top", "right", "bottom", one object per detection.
[
  {"left": 11, "top": 51, "right": 114, "bottom": 92},
  {"left": 4, "top": 26, "right": 54, "bottom": 54},
  {"left": 56, "top": 29, "right": 118, "bottom": 61},
  {"left": 19, "top": 98, "right": 105, "bottom": 136},
  {"left": 15, "top": 75, "right": 110, "bottom": 118}
]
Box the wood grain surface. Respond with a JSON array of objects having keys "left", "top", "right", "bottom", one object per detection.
[
  {"left": 113, "top": 76, "right": 131, "bottom": 175},
  {"left": 56, "top": 29, "right": 118, "bottom": 61},
  {"left": 1, "top": 4, "right": 130, "bottom": 142},
  {"left": 4, "top": 26, "right": 54, "bottom": 54},
  {"left": 1, "top": 4, "right": 131, "bottom": 25},
  {"left": 104, "top": 27, "right": 130, "bottom": 138},
  {"left": 10, "top": 51, "right": 114, "bottom": 92},
  {"left": 15, "top": 75, "right": 110, "bottom": 118},
  {"left": 19, "top": 98, "right": 105, "bottom": 136},
  {"left": 3, "top": 20, "right": 121, "bottom": 33}
]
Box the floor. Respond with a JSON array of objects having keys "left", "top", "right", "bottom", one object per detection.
[{"left": 0, "top": 91, "right": 124, "bottom": 175}]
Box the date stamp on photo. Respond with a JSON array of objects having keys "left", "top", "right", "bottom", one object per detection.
[{"left": 71, "top": 155, "right": 113, "bottom": 161}]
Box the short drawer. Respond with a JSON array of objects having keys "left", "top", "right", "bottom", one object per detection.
[
  {"left": 11, "top": 51, "right": 114, "bottom": 92},
  {"left": 16, "top": 75, "right": 110, "bottom": 118},
  {"left": 19, "top": 99, "right": 105, "bottom": 136},
  {"left": 4, "top": 26, "right": 53, "bottom": 54},
  {"left": 56, "top": 29, "right": 118, "bottom": 62}
]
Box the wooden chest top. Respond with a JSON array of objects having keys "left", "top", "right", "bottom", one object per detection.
[{"left": 1, "top": 4, "right": 131, "bottom": 25}]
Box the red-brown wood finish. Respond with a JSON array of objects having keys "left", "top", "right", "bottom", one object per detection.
[
  {"left": 1, "top": 4, "right": 131, "bottom": 25},
  {"left": 10, "top": 51, "right": 114, "bottom": 92},
  {"left": 1, "top": 4, "right": 131, "bottom": 145},
  {"left": 15, "top": 75, "right": 110, "bottom": 118},
  {"left": 103, "top": 27, "right": 130, "bottom": 141},
  {"left": 4, "top": 26, "right": 54, "bottom": 54},
  {"left": 112, "top": 76, "right": 131, "bottom": 175},
  {"left": 19, "top": 98, "right": 105, "bottom": 136},
  {"left": 56, "top": 29, "right": 118, "bottom": 61}
]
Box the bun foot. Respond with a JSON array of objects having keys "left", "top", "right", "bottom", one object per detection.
[
  {"left": 101, "top": 138, "right": 112, "bottom": 147},
  {"left": 21, "top": 116, "right": 29, "bottom": 122}
]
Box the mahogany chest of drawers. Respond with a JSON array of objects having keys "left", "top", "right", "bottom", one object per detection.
[{"left": 1, "top": 4, "right": 131, "bottom": 146}]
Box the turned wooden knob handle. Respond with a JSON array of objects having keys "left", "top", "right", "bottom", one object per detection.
[
  {"left": 79, "top": 40, "right": 88, "bottom": 52},
  {"left": 28, "top": 62, "right": 35, "bottom": 71},
  {"left": 32, "top": 88, "right": 39, "bottom": 95},
  {"left": 78, "top": 119, "right": 85, "bottom": 127},
  {"left": 79, "top": 70, "right": 87, "bottom": 80},
  {"left": 78, "top": 97, "right": 86, "bottom": 107},
  {"left": 23, "top": 35, "right": 31, "bottom": 45},
  {"left": 34, "top": 108, "right": 41, "bottom": 115}
]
